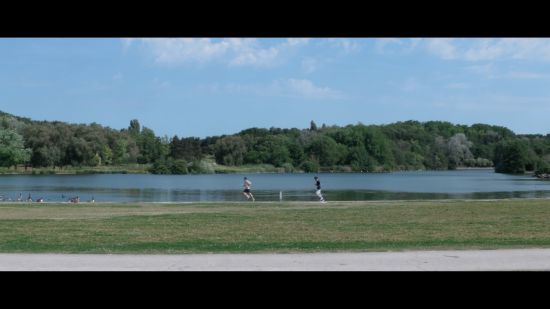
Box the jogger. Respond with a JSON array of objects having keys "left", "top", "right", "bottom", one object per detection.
[
  {"left": 243, "top": 177, "right": 255, "bottom": 202},
  {"left": 314, "top": 176, "right": 326, "bottom": 203}
]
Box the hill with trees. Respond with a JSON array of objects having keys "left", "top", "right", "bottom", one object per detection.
[{"left": 1, "top": 110, "right": 549, "bottom": 176}]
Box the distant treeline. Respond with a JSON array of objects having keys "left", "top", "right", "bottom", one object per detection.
[{"left": 1, "top": 110, "right": 550, "bottom": 175}]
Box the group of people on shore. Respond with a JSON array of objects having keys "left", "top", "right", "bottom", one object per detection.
[
  {"left": 7, "top": 193, "right": 88, "bottom": 203},
  {"left": 242, "top": 175, "right": 326, "bottom": 203}
]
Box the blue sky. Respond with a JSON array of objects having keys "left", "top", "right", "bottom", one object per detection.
[{"left": 1, "top": 38, "right": 549, "bottom": 137}]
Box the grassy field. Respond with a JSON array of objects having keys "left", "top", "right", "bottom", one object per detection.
[{"left": 1, "top": 199, "right": 550, "bottom": 253}]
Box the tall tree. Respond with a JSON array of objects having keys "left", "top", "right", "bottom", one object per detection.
[
  {"left": 138, "top": 127, "right": 163, "bottom": 164},
  {"left": 128, "top": 119, "right": 141, "bottom": 137},
  {"left": 310, "top": 120, "right": 318, "bottom": 131}
]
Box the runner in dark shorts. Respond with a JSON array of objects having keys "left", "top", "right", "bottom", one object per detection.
[{"left": 243, "top": 177, "right": 255, "bottom": 202}]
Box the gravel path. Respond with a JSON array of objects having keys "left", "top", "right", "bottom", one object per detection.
[{"left": 2, "top": 249, "right": 550, "bottom": 271}]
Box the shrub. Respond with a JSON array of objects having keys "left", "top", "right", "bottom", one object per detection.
[
  {"left": 149, "top": 158, "right": 172, "bottom": 174},
  {"left": 300, "top": 160, "right": 319, "bottom": 173},
  {"left": 171, "top": 159, "right": 188, "bottom": 174},
  {"left": 281, "top": 162, "right": 295, "bottom": 173}
]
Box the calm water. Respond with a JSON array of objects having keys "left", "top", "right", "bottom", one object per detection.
[{"left": 0, "top": 170, "right": 549, "bottom": 202}]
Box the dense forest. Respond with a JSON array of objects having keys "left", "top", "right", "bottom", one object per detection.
[{"left": 1, "top": 110, "right": 549, "bottom": 176}]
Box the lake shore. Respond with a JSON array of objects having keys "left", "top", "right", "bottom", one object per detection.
[
  {"left": 0, "top": 164, "right": 151, "bottom": 175},
  {"left": 0, "top": 164, "right": 498, "bottom": 175}
]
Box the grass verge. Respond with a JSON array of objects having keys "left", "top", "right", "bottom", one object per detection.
[{"left": 1, "top": 199, "right": 550, "bottom": 253}]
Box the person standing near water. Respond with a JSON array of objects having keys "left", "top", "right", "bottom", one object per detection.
[
  {"left": 314, "top": 176, "right": 326, "bottom": 203},
  {"left": 243, "top": 177, "right": 255, "bottom": 202}
]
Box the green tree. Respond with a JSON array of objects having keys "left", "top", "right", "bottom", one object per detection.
[
  {"left": 213, "top": 136, "right": 247, "bottom": 166},
  {"left": 0, "top": 129, "right": 31, "bottom": 167},
  {"left": 347, "top": 144, "right": 370, "bottom": 171},
  {"left": 447, "top": 133, "right": 473, "bottom": 169},
  {"left": 137, "top": 127, "right": 163, "bottom": 164},
  {"left": 66, "top": 137, "right": 92, "bottom": 166},
  {"left": 364, "top": 127, "right": 394, "bottom": 168},
  {"left": 112, "top": 139, "right": 129, "bottom": 164},
  {"left": 287, "top": 141, "right": 305, "bottom": 167},
  {"left": 90, "top": 152, "right": 102, "bottom": 167},
  {"left": 128, "top": 119, "right": 141, "bottom": 137},
  {"left": 101, "top": 145, "right": 113, "bottom": 165},
  {"left": 248, "top": 135, "right": 291, "bottom": 167},
  {"left": 170, "top": 136, "right": 203, "bottom": 162},
  {"left": 423, "top": 136, "right": 449, "bottom": 170},
  {"left": 494, "top": 139, "right": 528, "bottom": 174},
  {"left": 310, "top": 120, "right": 318, "bottom": 131},
  {"left": 32, "top": 146, "right": 61, "bottom": 167},
  {"left": 306, "top": 135, "right": 346, "bottom": 167}
]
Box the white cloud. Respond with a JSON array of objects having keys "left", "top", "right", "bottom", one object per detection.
[
  {"left": 462, "top": 39, "right": 507, "bottom": 61},
  {"left": 283, "top": 78, "right": 344, "bottom": 100},
  {"left": 375, "top": 38, "right": 421, "bottom": 54},
  {"left": 374, "top": 38, "right": 403, "bottom": 53},
  {"left": 228, "top": 44, "right": 280, "bottom": 67},
  {"left": 425, "top": 38, "right": 458, "bottom": 59},
  {"left": 126, "top": 38, "right": 230, "bottom": 64},
  {"left": 286, "top": 38, "right": 310, "bottom": 46},
  {"left": 465, "top": 63, "right": 495, "bottom": 75},
  {"left": 432, "top": 94, "right": 550, "bottom": 112},
  {"left": 466, "top": 63, "right": 549, "bottom": 80},
  {"left": 427, "top": 38, "right": 550, "bottom": 62},
  {"left": 465, "top": 38, "right": 550, "bottom": 61},
  {"left": 401, "top": 77, "right": 425, "bottom": 92},
  {"left": 124, "top": 38, "right": 309, "bottom": 67},
  {"left": 499, "top": 71, "right": 549, "bottom": 79},
  {"left": 377, "top": 38, "right": 550, "bottom": 62},
  {"left": 121, "top": 38, "right": 134, "bottom": 49},
  {"left": 198, "top": 78, "right": 344, "bottom": 100},
  {"left": 301, "top": 57, "right": 318, "bottom": 74},
  {"left": 325, "top": 38, "right": 361, "bottom": 53}
]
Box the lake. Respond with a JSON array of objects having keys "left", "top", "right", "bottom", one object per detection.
[{"left": 1, "top": 169, "right": 549, "bottom": 202}]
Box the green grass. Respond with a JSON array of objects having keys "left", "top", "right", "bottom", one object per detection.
[{"left": 1, "top": 199, "right": 550, "bottom": 253}]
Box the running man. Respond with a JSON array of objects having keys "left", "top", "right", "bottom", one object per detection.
[
  {"left": 243, "top": 177, "right": 255, "bottom": 202},
  {"left": 314, "top": 176, "right": 326, "bottom": 203}
]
